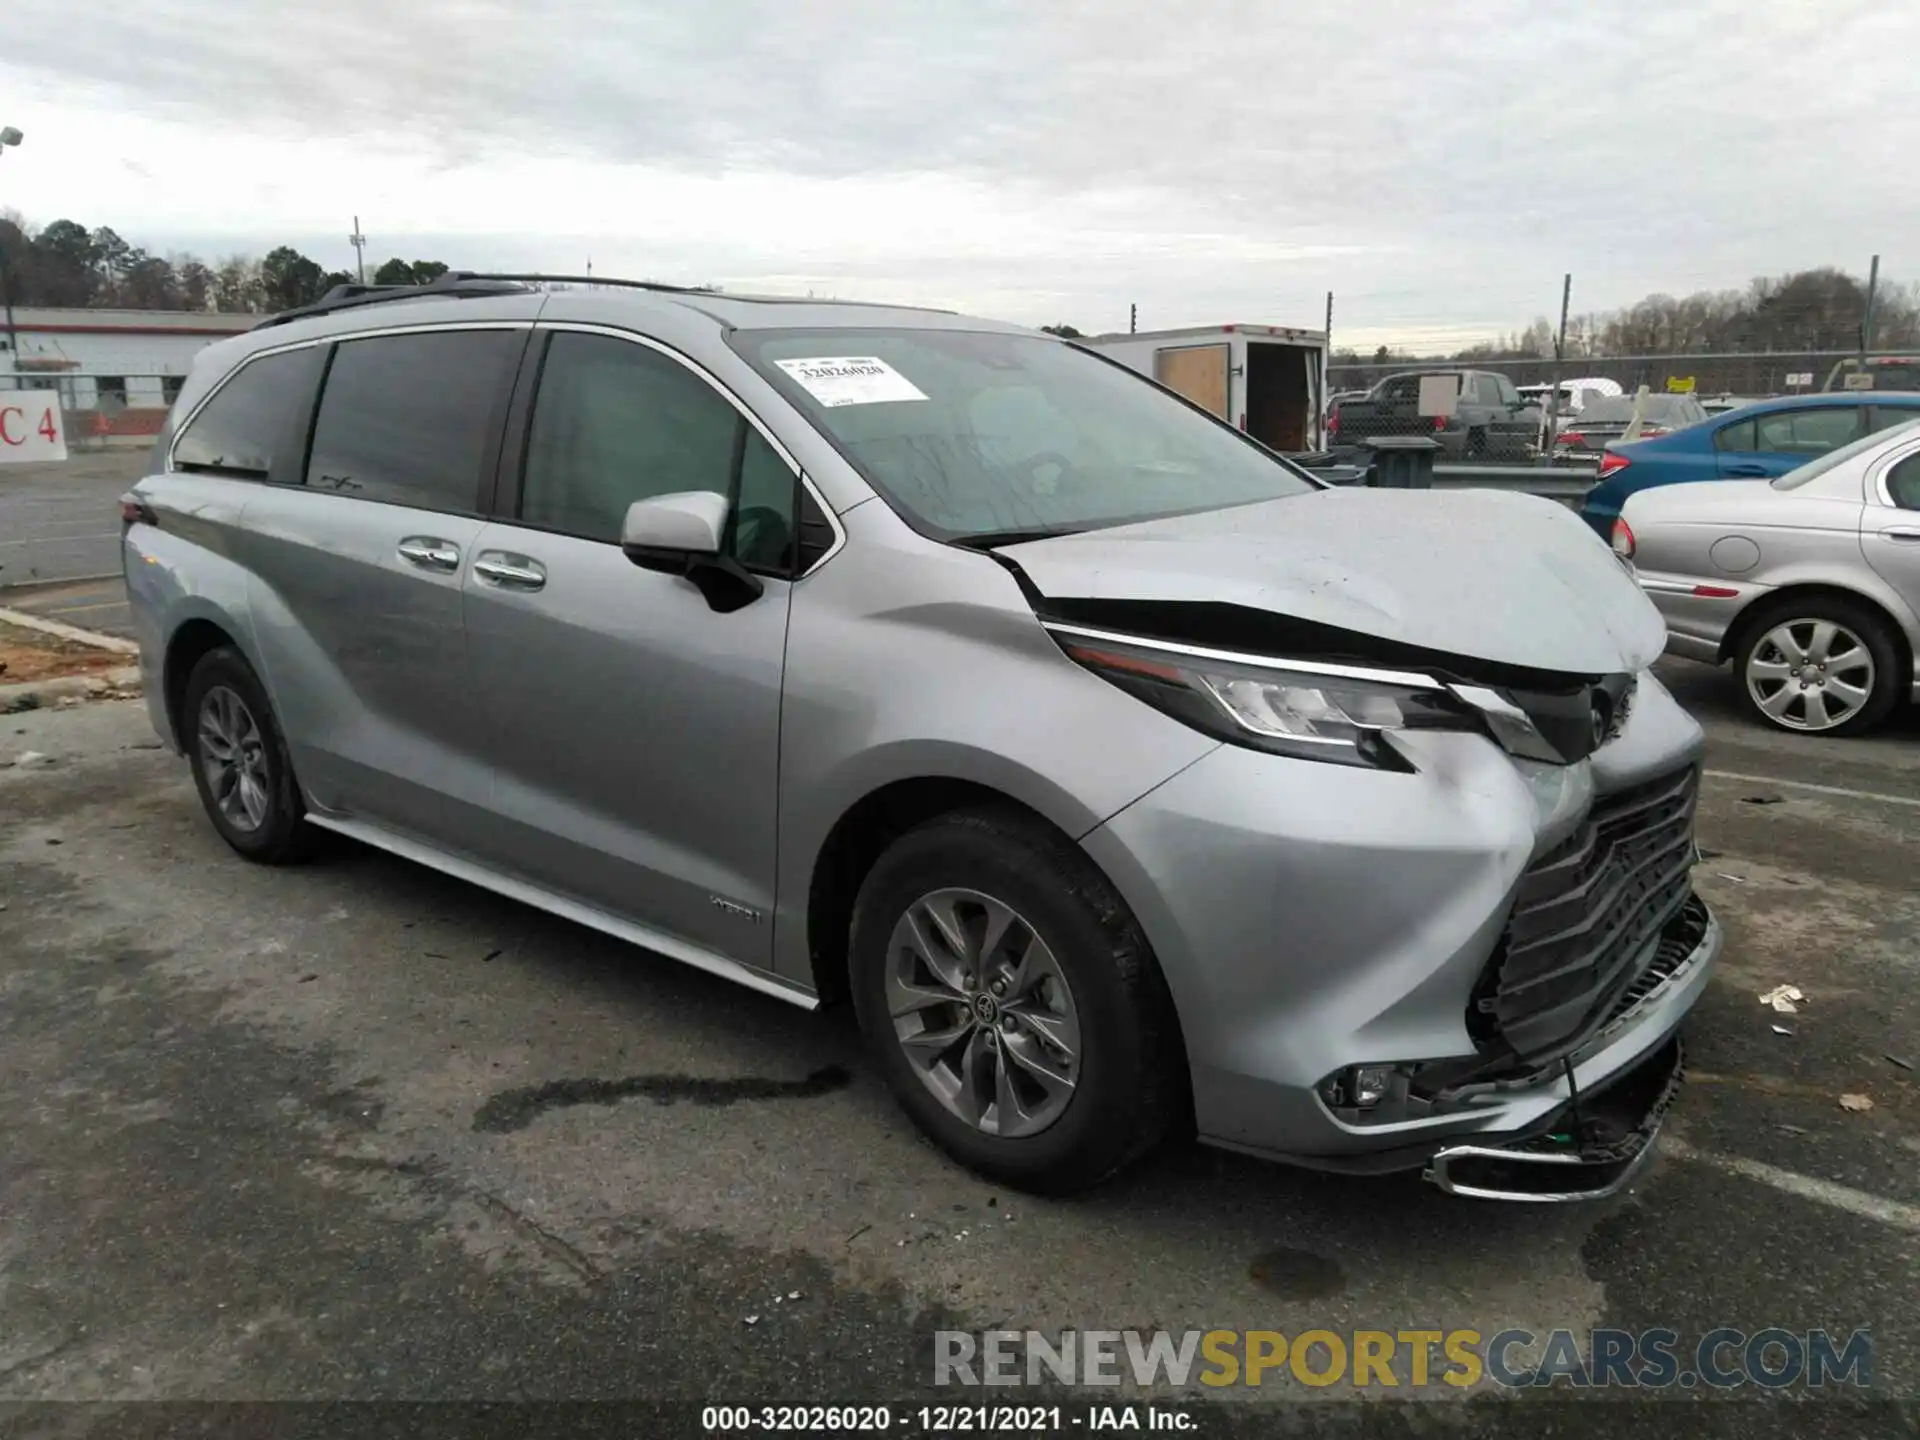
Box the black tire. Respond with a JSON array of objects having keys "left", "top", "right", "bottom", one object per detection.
[
  {"left": 1733, "top": 594, "right": 1905, "bottom": 737},
  {"left": 181, "top": 646, "right": 312, "bottom": 863},
  {"left": 848, "top": 807, "right": 1185, "bottom": 1194}
]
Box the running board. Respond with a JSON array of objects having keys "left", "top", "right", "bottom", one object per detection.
[{"left": 301, "top": 813, "right": 819, "bottom": 1011}]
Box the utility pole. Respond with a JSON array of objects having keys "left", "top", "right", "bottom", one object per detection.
[
  {"left": 1321, "top": 290, "right": 1334, "bottom": 451},
  {"left": 348, "top": 216, "right": 368, "bottom": 285},
  {"left": 1129, "top": 302, "right": 1136, "bottom": 335},
  {"left": 1861, "top": 253, "right": 1881, "bottom": 366},
  {"left": 0, "top": 126, "right": 22, "bottom": 377},
  {"left": 1546, "top": 272, "right": 1572, "bottom": 453}
]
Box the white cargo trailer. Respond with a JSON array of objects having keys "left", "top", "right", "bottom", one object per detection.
[{"left": 1081, "top": 323, "right": 1329, "bottom": 453}]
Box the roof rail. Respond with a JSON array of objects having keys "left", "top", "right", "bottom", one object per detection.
[
  {"left": 251, "top": 270, "right": 961, "bottom": 333},
  {"left": 450, "top": 270, "right": 957, "bottom": 313},
  {"left": 250, "top": 275, "right": 533, "bottom": 331},
  {"left": 437, "top": 270, "right": 713, "bottom": 295}
]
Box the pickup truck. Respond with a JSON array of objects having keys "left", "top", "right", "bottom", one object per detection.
[{"left": 1328, "top": 369, "right": 1538, "bottom": 460}]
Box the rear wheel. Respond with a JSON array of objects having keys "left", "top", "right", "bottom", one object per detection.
[
  {"left": 848, "top": 808, "right": 1184, "bottom": 1194},
  {"left": 182, "top": 646, "right": 312, "bottom": 862},
  {"left": 1734, "top": 596, "right": 1904, "bottom": 736}
]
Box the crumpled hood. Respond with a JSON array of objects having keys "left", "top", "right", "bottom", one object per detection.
[{"left": 999, "top": 486, "right": 1668, "bottom": 676}]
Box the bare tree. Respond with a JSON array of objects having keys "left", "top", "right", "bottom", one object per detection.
[{"left": 214, "top": 255, "right": 264, "bottom": 313}]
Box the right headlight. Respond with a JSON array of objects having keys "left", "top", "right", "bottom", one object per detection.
[{"left": 1049, "top": 627, "right": 1482, "bottom": 770}]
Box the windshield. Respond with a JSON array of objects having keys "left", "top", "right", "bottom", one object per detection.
[
  {"left": 730, "top": 328, "right": 1316, "bottom": 542},
  {"left": 1773, "top": 417, "right": 1920, "bottom": 489}
]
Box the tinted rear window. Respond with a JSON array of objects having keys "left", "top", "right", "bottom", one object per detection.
[
  {"left": 172, "top": 346, "right": 326, "bottom": 478},
  {"left": 304, "top": 330, "right": 518, "bottom": 511}
]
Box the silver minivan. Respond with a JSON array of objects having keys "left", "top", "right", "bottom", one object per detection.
[{"left": 124, "top": 274, "right": 1720, "bottom": 1199}]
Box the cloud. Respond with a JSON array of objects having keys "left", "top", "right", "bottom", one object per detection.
[{"left": 3, "top": 0, "right": 1916, "bottom": 339}]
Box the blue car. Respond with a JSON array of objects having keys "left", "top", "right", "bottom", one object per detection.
[{"left": 1580, "top": 392, "right": 1920, "bottom": 538}]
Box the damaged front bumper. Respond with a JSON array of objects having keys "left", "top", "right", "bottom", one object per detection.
[{"left": 1080, "top": 671, "right": 1720, "bottom": 1200}]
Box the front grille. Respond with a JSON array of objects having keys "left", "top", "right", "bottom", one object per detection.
[{"left": 1471, "top": 766, "right": 1700, "bottom": 1061}]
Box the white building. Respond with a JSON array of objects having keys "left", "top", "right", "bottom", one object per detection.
[{"left": 2, "top": 307, "right": 256, "bottom": 412}]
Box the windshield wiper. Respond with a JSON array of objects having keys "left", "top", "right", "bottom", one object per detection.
[{"left": 951, "top": 526, "right": 1083, "bottom": 551}]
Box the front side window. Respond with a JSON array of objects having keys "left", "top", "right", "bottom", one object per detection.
[
  {"left": 731, "top": 328, "right": 1316, "bottom": 542},
  {"left": 305, "top": 329, "right": 517, "bottom": 511},
  {"left": 1754, "top": 406, "right": 1863, "bottom": 455},
  {"left": 1771, "top": 421, "right": 1919, "bottom": 490},
  {"left": 173, "top": 345, "right": 327, "bottom": 479},
  {"left": 519, "top": 331, "right": 801, "bottom": 572}
]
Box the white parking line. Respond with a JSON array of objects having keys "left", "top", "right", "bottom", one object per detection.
[
  {"left": 1702, "top": 769, "right": 1920, "bottom": 810},
  {"left": 0, "top": 532, "right": 120, "bottom": 547},
  {"left": 1666, "top": 1138, "right": 1920, "bottom": 1233}
]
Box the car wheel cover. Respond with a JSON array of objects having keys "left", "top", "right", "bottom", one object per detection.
[
  {"left": 1746, "top": 619, "right": 1876, "bottom": 732},
  {"left": 885, "top": 887, "right": 1082, "bottom": 1139},
  {"left": 197, "top": 685, "right": 272, "bottom": 831}
]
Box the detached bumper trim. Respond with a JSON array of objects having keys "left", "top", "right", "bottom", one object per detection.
[
  {"left": 1424, "top": 1132, "right": 1661, "bottom": 1203},
  {"left": 1423, "top": 1037, "right": 1685, "bottom": 1203}
]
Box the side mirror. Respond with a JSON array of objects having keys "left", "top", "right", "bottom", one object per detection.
[
  {"left": 621, "top": 490, "right": 728, "bottom": 557},
  {"left": 620, "top": 490, "right": 763, "bottom": 613}
]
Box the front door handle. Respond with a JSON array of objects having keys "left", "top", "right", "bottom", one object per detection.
[
  {"left": 1879, "top": 526, "right": 1920, "bottom": 542},
  {"left": 473, "top": 552, "right": 547, "bottom": 591},
  {"left": 1725, "top": 463, "right": 1769, "bottom": 477},
  {"left": 397, "top": 536, "right": 461, "bottom": 572}
]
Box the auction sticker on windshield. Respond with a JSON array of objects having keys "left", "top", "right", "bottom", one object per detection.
[{"left": 775, "top": 357, "right": 929, "bottom": 407}]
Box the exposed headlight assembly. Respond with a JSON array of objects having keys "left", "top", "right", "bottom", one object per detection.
[{"left": 1047, "top": 624, "right": 1483, "bottom": 770}]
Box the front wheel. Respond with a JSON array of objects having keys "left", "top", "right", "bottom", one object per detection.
[
  {"left": 848, "top": 808, "right": 1185, "bottom": 1194},
  {"left": 1735, "top": 597, "right": 1904, "bottom": 736}
]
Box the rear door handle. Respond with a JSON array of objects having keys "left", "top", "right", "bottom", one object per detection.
[
  {"left": 397, "top": 536, "right": 461, "bottom": 572},
  {"left": 473, "top": 552, "right": 547, "bottom": 591},
  {"left": 1725, "top": 464, "right": 1769, "bottom": 477},
  {"left": 1880, "top": 527, "right": 1920, "bottom": 542}
]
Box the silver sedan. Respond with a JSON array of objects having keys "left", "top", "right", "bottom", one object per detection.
[{"left": 1618, "top": 419, "right": 1920, "bottom": 736}]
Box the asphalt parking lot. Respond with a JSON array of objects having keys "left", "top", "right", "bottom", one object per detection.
[{"left": 2, "top": 648, "right": 1916, "bottom": 1432}]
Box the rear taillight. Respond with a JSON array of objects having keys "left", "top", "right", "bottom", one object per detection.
[
  {"left": 1432, "top": 414, "right": 1447, "bottom": 430},
  {"left": 1639, "top": 426, "right": 1669, "bottom": 438},
  {"left": 1597, "top": 451, "right": 1632, "bottom": 479},
  {"left": 1554, "top": 431, "right": 1583, "bottom": 447},
  {"left": 119, "top": 492, "right": 157, "bottom": 527},
  {"left": 1327, "top": 408, "right": 1339, "bottom": 435},
  {"left": 1611, "top": 517, "right": 1635, "bottom": 559}
]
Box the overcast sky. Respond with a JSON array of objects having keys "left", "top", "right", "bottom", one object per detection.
[{"left": 3, "top": 0, "right": 1915, "bottom": 347}]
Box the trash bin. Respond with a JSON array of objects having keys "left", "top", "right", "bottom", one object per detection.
[{"left": 1361, "top": 435, "right": 1442, "bottom": 489}]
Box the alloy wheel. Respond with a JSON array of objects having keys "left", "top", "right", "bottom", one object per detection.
[
  {"left": 196, "top": 685, "right": 272, "bottom": 831},
  {"left": 885, "top": 887, "right": 1082, "bottom": 1138},
  {"left": 1746, "top": 619, "right": 1876, "bottom": 733}
]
